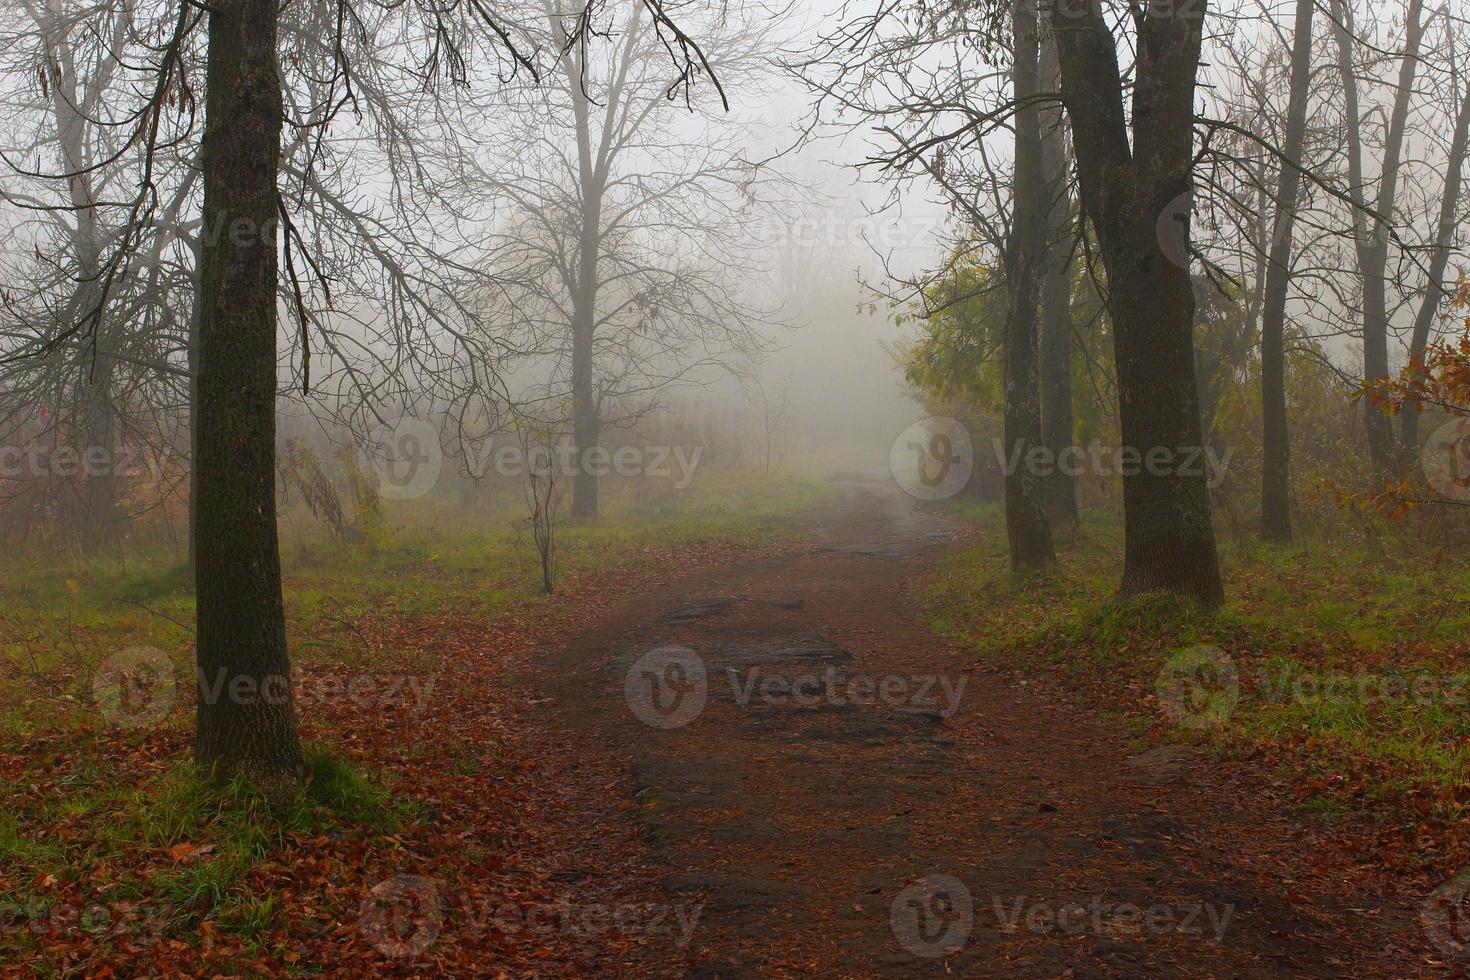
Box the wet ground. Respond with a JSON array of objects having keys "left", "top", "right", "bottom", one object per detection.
[{"left": 536, "top": 482, "right": 1412, "bottom": 977}]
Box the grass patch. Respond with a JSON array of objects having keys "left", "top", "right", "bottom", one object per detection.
[
  {"left": 3, "top": 746, "right": 405, "bottom": 965},
  {"left": 0, "top": 468, "right": 838, "bottom": 733},
  {"left": 927, "top": 501, "right": 1470, "bottom": 820},
  {"left": 121, "top": 747, "right": 405, "bottom": 856}
]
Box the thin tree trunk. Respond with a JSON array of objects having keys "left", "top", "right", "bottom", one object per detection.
[
  {"left": 557, "top": 12, "right": 615, "bottom": 521},
  {"left": 568, "top": 108, "right": 602, "bottom": 520},
  {"left": 1003, "top": 0, "right": 1056, "bottom": 571},
  {"left": 1049, "top": 0, "right": 1223, "bottom": 607},
  {"left": 1038, "top": 29, "right": 1078, "bottom": 529},
  {"left": 194, "top": 0, "right": 304, "bottom": 781},
  {"left": 1259, "top": 0, "right": 1315, "bottom": 544},
  {"left": 570, "top": 281, "right": 600, "bottom": 519},
  {"left": 1332, "top": 0, "right": 1424, "bottom": 470},
  {"left": 78, "top": 364, "right": 121, "bottom": 554},
  {"left": 554, "top": 3, "right": 646, "bottom": 520},
  {"left": 1399, "top": 63, "right": 1470, "bottom": 468}
]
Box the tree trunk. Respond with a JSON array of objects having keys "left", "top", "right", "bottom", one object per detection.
[
  {"left": 1399, "top": 65, "right": 1470, "bottom": 468},
  {"left": 1332, "top": 0, "right": 1424, "bottom": 470},
  {"left": 1001, "top": 0, "right": 1057, "bottom": 571},
  {"left": 1038, "top": 29, "right": 1078, "bottom": 529},
  {"left": 569, "top": 198, "right": 600, "bottom": 520},
  {"left": 560, "top": 21, "right": 614, "bottom": 522},
  {"left": 1049, "top": 0, "right": 1223, "bottom": 607},
  {"left": 1259, "top": 0, "right": 1314, "bottom": 544},
  {"left": 194, "top": 0, "right": 304, "bottom": 782},
  {"left": 569, "top": 304, "right": 600, "bottom": 519},
  {"left": 188, "top": 244, "right": 202, "bottom": 571},
  {"left": 78, "top": 365, "right": 122, "bottom": 554}
]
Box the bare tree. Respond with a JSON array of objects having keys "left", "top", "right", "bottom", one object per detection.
[
  {"left": 197, "top": 0, "right": 724, "bottom": 778},
  {"left": 1259, "top": 0, "right": 1315, "bottom": 543},
  {"left": 747, "top": 372, "right": 791, "bottom": 474},
  {"left": 1193, "top": 0, "right": 1468, "bottom": 517},
  {"left": 0, "top": 0, "right": 198, "bottom": 551},
  {"left": 520, "top": 423, "right": 560, "bottom": 594},
  {"left": 1, "top": 0, "right": 728, "bottom": 780},
  {"left": 1398, "top": 15, "right": 1470, "bottom": 469},
  {"left": 1332, "top": 0, "right": 1426, "bottom": 471},
  {"left": 476, "top": 0, "right": 788, "bottom": 519}
]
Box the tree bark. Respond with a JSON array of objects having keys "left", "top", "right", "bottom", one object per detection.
[
  {"left": 1259, "top": 0, "right": 1315, "bottom": 544},
  {"left": 188, "top": 242, "right": 202, "bottom": 571},
  {"left": 1002, "top": 0, "right": 1057, "bottom": 571},
  {"left": 194, "top": 0, "right": 304, "bottom": 781},
  {"left": 1038, "top": 29, "right": 1078, "bottom": 529},
  {"left": 1048, "top": 0, "right": 1223, "bottom": 607}
]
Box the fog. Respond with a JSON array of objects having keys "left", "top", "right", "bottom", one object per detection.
[{"left": 1, "top": 0, "right": 1468, "bottom": 974}]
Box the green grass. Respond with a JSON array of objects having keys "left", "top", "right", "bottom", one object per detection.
[
  {"left": 131, "top": 748, "right": 405, "bottom": 923},
  {"left": 1, "top": 746, "right": 405, "bottom": 960},
  {"left": 275, "top": 469, "right": 835, "bottom": 659},
  {"left": 1295, "top": 796, "right": 1350, "bottom": 822},
  {"left": 927, "top": 500, "right": 1470, "bottom": 814},
  {"left": 0, "top": 467, "right": 838, "bottom": 733}
]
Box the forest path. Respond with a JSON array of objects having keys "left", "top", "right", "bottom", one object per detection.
[{"left": 534, "top": 481, "right": 1408, "bottom": 977}]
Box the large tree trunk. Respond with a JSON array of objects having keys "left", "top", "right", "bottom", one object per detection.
[
  {"left": 194, "top": 0, "right": 304, "bottom": 781},
  {"left": 1002, "top": 0, "right": 1056, "bottom": 571},
  {"left": 1332, "top": 0, "right": 1424, "bottom": 471},
  {"left": 1049, "top": 0, "right": 1223, "bottom": 607},
  {"left": 1259, "top": 0, "right": 1315, "bottom": 544},
  {"left": 1398, "top": 65, "right": 1470, "bottom": 469},
  {"left": 1038, "top": 30, "right": 1078, "bottom": 529}
]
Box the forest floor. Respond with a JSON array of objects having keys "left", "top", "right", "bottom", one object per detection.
[{"left": 0, "top": 475, "right": 1460, "bottom": 975}]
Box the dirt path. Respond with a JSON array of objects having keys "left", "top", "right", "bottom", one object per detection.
[{"left": 533, "top": 482, "right": 1415, "bottom": 977}]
